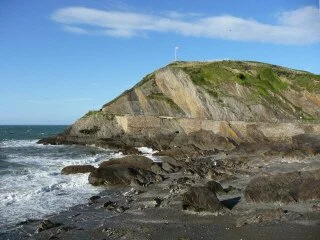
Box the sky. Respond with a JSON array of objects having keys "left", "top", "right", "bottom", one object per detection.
[{"left": 0, "top": 0, "right": 319, "bottom": 125}]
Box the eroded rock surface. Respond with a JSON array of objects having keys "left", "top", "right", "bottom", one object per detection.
[
  {"left": 245, "top": 169, "right": 320, "bottom": 203},
  {"left": 88, "top": 165, "right": 162, "bottom": 186}
]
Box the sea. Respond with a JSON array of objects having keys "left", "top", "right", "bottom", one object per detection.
[{"left": 0, "top": 125, "right": 126, "bottom": 233}]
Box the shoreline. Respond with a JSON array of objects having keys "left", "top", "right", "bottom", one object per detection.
[{"left": 2, "top": 151, "right": 320, "bottom": 240}]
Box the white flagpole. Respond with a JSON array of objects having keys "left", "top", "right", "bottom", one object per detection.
[{"left": 175, "top": 46, "right": 179, "bottom": 61}]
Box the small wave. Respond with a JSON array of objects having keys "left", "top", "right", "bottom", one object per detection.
[
  {"left": 0, "top": 171, "right": 100, "bottom": 231},
  {"left": 0, "top": 143, "right": 116, "bottom": 232},
  {"left": 0, "top": 139, "right": 40, "bottom": 148}
]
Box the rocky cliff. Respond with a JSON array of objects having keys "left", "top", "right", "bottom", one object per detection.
[
  {"left": 40, "top": 61, "right": 320, "bottom": 152},
  {"left": 102, "top": 61, "right": 320, "bottom": 122}
]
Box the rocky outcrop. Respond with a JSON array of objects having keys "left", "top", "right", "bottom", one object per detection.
[
  {"left": 182, "top": 186, "right": 223, "bottom": 212},
  {"left": 245, "top": 169, "right": 320, "bottom": 203},
  {"left": 88, "top": 156, "right": 164, "bottom": 186},
  {"left": 99, "top": 155, "right": 154, "bottom": 171},
  {"left": 39, "top": 114, "right": 320, "bottom": 152},
  {"left": 39, "top": 61, "right": 320, "bottom": 151},
  {"left": 88, "top": 165, "right": 162, "bottom": 186},
  {"left": 102, "top": 61, "right": 320, "bottom": 121}
]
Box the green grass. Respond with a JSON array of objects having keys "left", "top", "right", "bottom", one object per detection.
[
  {"left": 170, "top": 62, "right": 316, "bottom": 117},
  {"left": 83, "top": 111, "right": 116, "bottom": 120},
  {"left": 181, "top": 62, "right": 236, "bottom": 88},
  {"left": 147, "top": 93, "right": 183, "bottom": 112},
  {"left": 240, "top": 68, "right": 288, "bottom": 97},
  {"left": 172, "top": 62, "right": 291, "bottom": 103},
  {"left": 294, "top": 74, "right": 320, "bottom": 92}
]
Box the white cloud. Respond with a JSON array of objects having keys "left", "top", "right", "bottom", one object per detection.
[
  {"left": 63, "top": 25, "right": 89, "bottom": 34},
  {"left": 51, "top": 6, "right": 320, "bottom": 44},
  {"left": 163, "top": 11, "right": 204, "bottom": 19}
]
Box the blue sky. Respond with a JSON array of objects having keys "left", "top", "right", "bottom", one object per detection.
[{"left": 0, "top": 0, "right": 319, "bottom": 124}]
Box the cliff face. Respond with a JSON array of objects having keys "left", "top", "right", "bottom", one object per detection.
[
  {"left": 102, "top": 61, "right": 320, "bottom": 122},
  {"left": 40, "top": 61, "right": 320, "bottom": 151}
]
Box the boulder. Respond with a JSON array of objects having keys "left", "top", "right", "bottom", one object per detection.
[
  {"left": 99, "top": 155, "right": 154, "bottom": 171},
  {"left": 88, "top": 165, "right": 162, "bottom": 186},
  {"left": 205, "top": 181, "right": 224, "bottom": 193},
  {"left": 61, "top": 165, "right": 95, "bottom": 175},
  {"left": 245, "top": 169, "right": 320, "bottom": 203},
  {"left": 182, "top": 186, "right": 223, "bottom": 212}
]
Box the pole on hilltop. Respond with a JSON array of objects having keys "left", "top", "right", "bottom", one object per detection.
[{"left": 175, "top": 46, "right": 179, "bottom": 61}]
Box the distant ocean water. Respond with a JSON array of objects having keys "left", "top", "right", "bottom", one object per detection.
[{"left": 0, "top": 125, "right": 123, "bottom": 233}]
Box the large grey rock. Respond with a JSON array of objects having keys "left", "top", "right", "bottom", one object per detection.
[
  {"left": 99, "top": 155, "right": 154, "bottom": 171},
  {"left": 88, "top": 165, "right": 162, "bottom": 186},
  {"left": 245, "top": 169, "right": 320, "bottom": 203},
  {"left": 61, "top": 165, "right": 95, "bottom": 175},
  {"left": 182, "top": 186, "right": 223, "bottom": 212}
]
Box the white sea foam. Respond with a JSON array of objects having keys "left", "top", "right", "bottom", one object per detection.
[
  {"left": 0, "top": 140, "right": 119, "bottom": 231},
  {"left": 136, "top": 147, "right": 161, "bottom": 162},
  {"left": 137, "top": 147, "right": 158, "bottom": 155},
  {"left": 0, "top": 139, "right": 39, "bottom": 148}
]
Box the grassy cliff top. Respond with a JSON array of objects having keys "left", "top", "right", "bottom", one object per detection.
[{"left": 167, "top": 60, "right": 320, "bottom": 93}]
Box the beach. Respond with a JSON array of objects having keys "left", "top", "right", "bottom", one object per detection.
[{"left": 2, "top": 145, "right": 320, "bottom": 239}]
